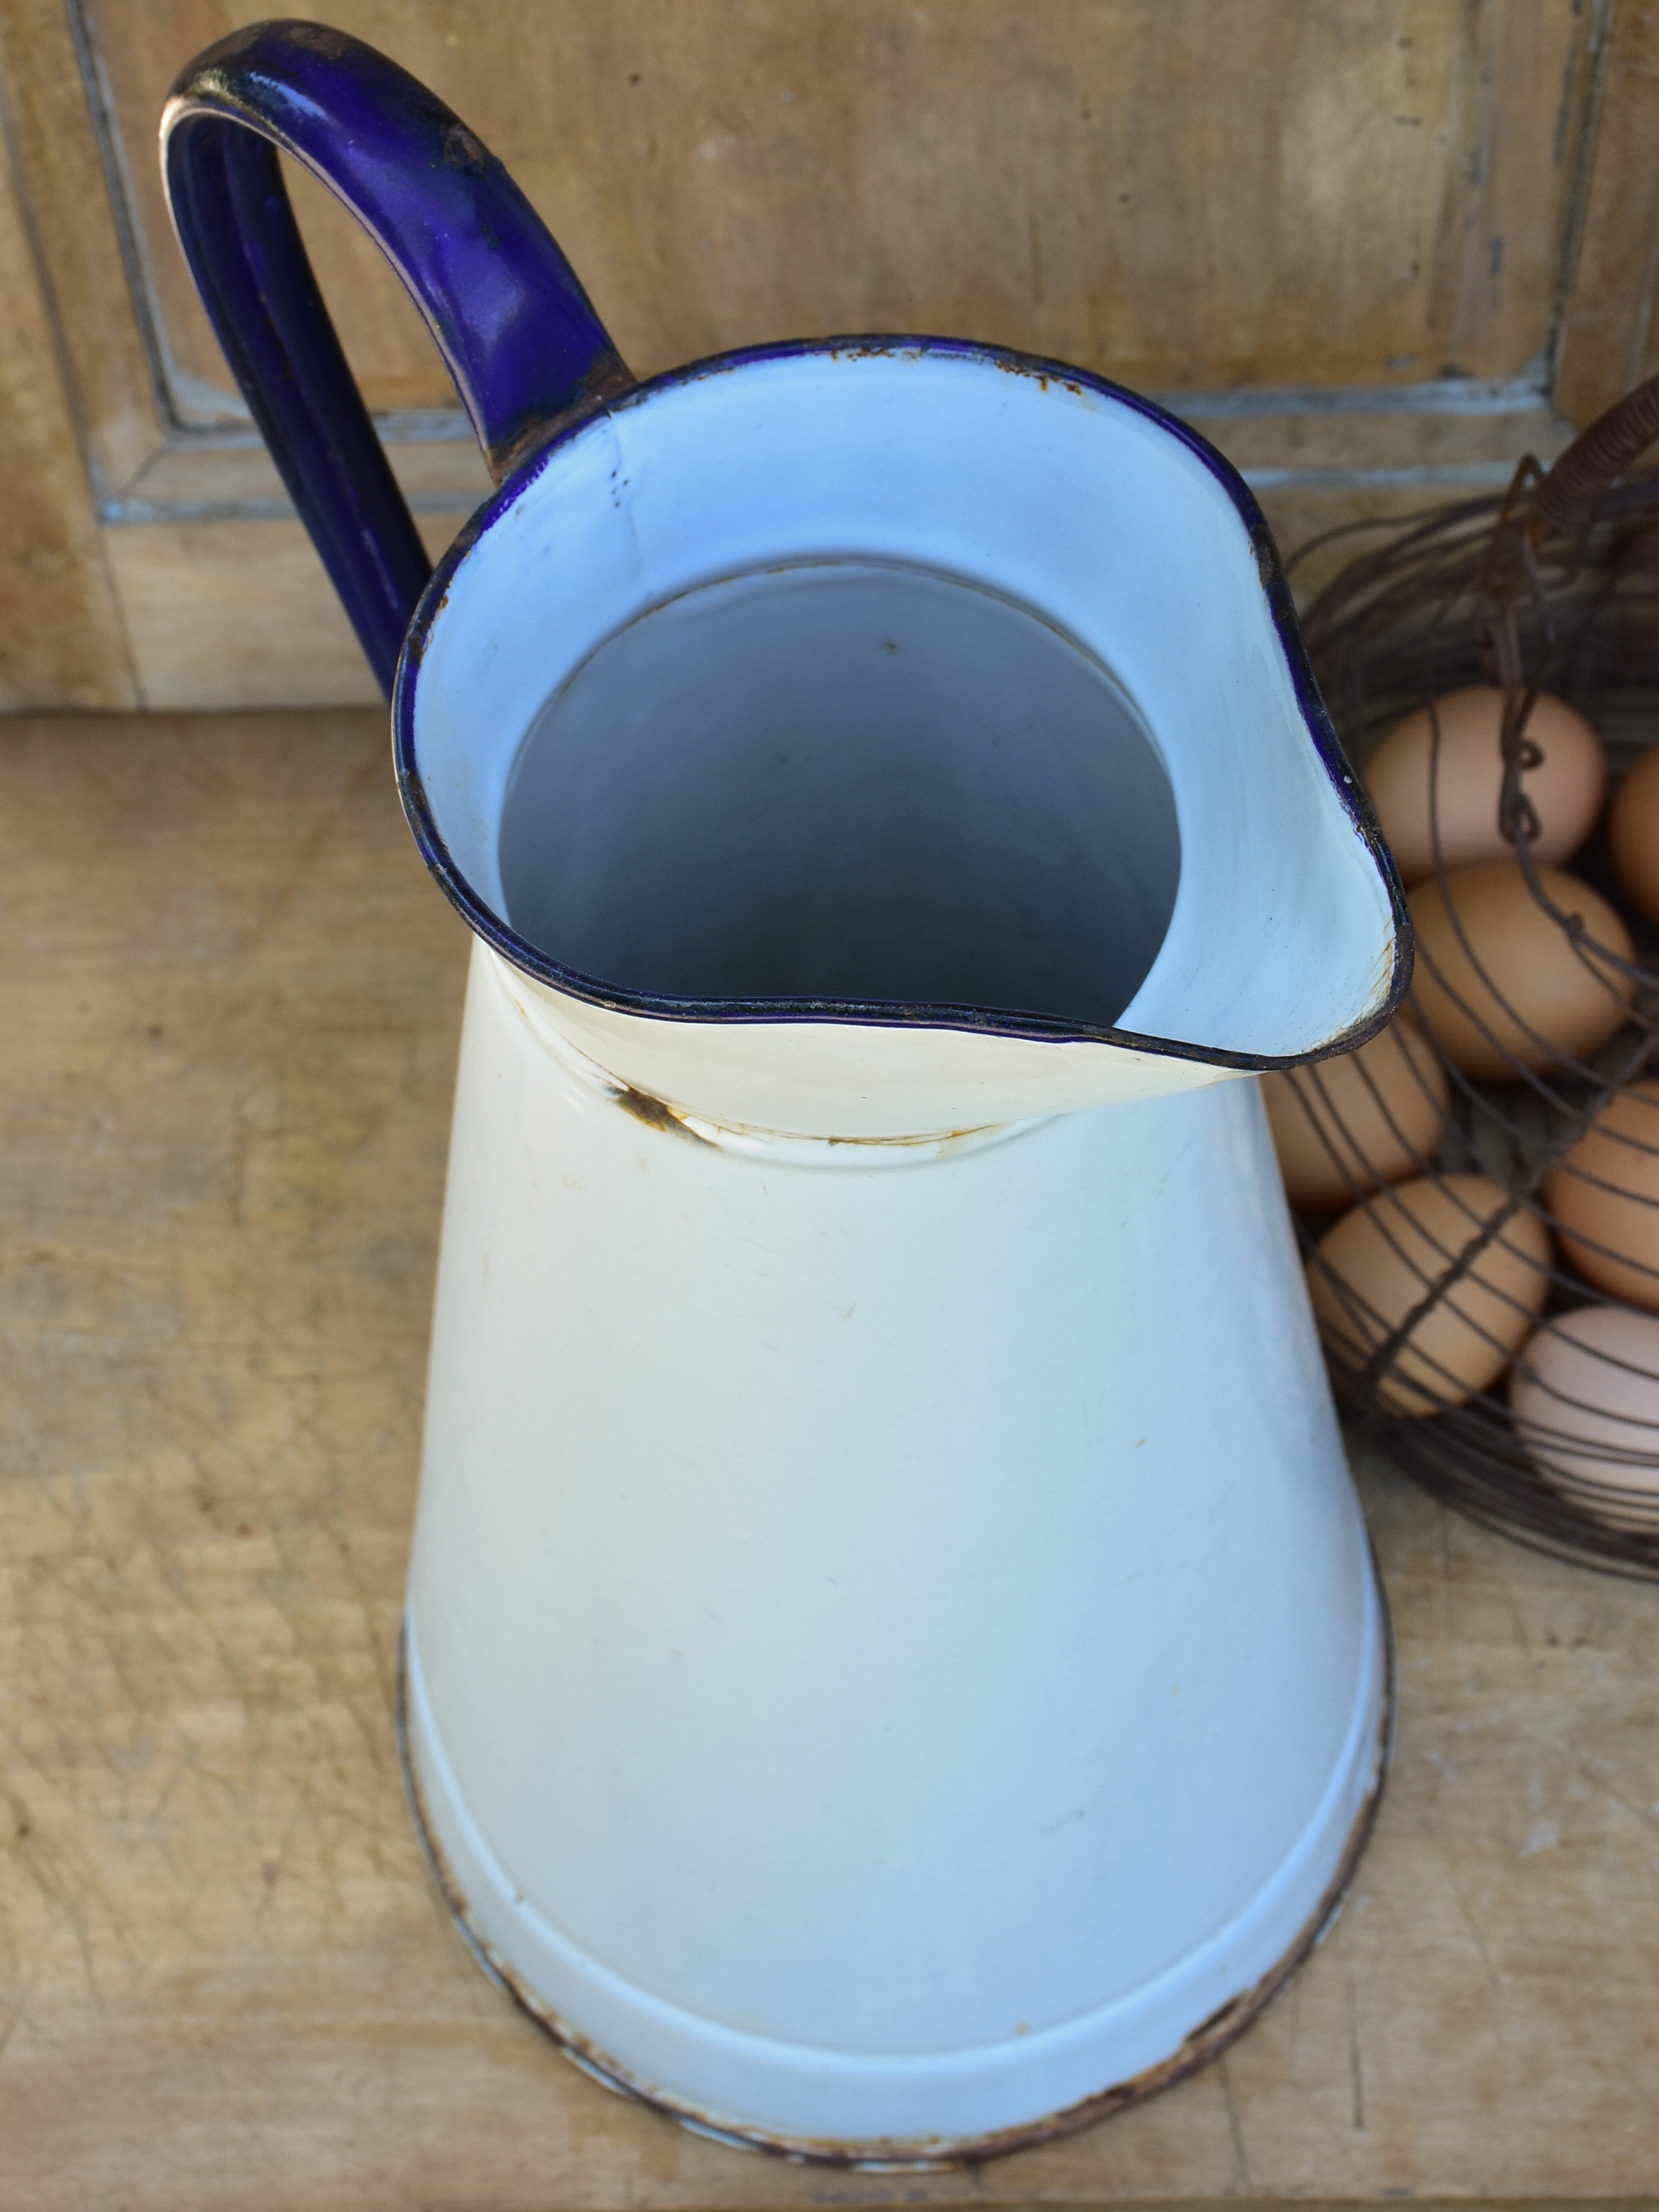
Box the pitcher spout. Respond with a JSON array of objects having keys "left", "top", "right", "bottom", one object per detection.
[{"left": 396, "top": 345, "right": 1404, "bottom": 1140}]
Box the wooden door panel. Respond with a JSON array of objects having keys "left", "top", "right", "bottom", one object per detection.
[
  {"left": 88, "top": 0, "right": 1596, "bottom": 426},
  {"left": 1, "top": 0, "right": 1648, "bottom": 709}
]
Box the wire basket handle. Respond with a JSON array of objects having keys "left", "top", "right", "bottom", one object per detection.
[{"left": 1534, "top": 370, "right": 1659, "bottom": 542}]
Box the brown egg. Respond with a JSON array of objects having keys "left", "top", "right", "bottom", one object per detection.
[
  {"left": 1262, "top": 1017, "right": 1448, "bottom": 1212},
  {"left": 1545, "top": 1081, "right": 1659, "bottom": 1309},
  {"left": 1307, "top": 1174, "right": 1552, "bottom": 1415},
  {"left": 1509, "top": 1305, "right": 1659, "bottom": 1530},
  {"left": 1609, "top": 742, "right": 1659, "bottom": 926},
  {"left": 1365, "top": 687, "right": 1605, "bottom": 885},
  {"left": 1408, "top": 862, "right": 1634, "bottom": 1079}
]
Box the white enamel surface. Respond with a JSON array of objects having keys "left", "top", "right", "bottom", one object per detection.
[
  {"left": 408, "top": 347, "right": 1396, "bottom": 1135},
  {"left": 403, "top": 940, "right": 1386, "bottom": 2150},
  {"left": 506, "top": 961, "right": 1240, "bottom": 1141}
]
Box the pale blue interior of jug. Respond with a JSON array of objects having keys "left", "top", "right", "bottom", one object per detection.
[
  {"left": 402, "top": 343, "right": 1400, "bottom": 1058},
  {"left": 498, "top": 562, "right": 1181, "bottom": 1025}
]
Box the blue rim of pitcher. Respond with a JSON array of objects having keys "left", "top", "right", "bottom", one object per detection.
[{"left": 392, "top": 335, "right": 1412, "bottom": 1071}]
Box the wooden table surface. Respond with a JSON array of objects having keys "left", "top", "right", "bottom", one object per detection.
[{"left": 2, "top": 711, "right": 1657, "bottom": 2211}]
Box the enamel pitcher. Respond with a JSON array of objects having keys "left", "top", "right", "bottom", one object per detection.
[{"left": 164, "top": 22, "right": 1408, "bottom": 2165}]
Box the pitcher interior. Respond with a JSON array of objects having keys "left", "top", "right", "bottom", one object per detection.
[
  {"left": 498, "top": 562, "right": 1180, "bottom": 1024},
  {"left": 402, "top": 343, "right": 1398, "bottom": 1061}
]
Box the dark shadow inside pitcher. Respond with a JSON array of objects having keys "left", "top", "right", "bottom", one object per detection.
[{"left": 498, "top": 562, "right": 1181, "bottom": 1024}]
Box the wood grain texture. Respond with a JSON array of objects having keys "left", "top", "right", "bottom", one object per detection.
[
  {"left": 1554, "top": 0, "right": 1659, "bottom": 426},
  {"left": 0, "top": 82, "right": 134, "bottom": 708},
  {"left": 1, "top": 711, "right": 1657, "bottom": 2207},
  {"left": 0, "top": 0, "right": 166, "bottom": 496},
  {"left": 1425, "top": 0, "right": 1606, "bottom": 387},
  {"left": 88, "top": 0, "right": 1595, "bottom": 422},
  {"left": 100, "top": 513, "right": 461, "bottom": 711}
]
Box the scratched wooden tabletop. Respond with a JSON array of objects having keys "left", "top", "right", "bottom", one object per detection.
[{"left": 1, "top": 711, "right": 1656, "bottom": 2211}]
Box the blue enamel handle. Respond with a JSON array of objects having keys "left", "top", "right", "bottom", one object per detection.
[{"left": 163, "top": 20, "right": 631, "bottom": 696}]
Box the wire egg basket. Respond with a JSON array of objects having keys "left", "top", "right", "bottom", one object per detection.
[{"left": 1282, "top": 374, "right": 1659, "bottom": 1579}]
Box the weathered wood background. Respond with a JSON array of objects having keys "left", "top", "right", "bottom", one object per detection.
[{"left": 3, "top": 1, "right": 1659, "bottom": 710}]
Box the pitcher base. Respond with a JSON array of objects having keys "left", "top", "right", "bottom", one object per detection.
[{"left": 394, "top": 1579, "right": 1393, "bottom": 2170}]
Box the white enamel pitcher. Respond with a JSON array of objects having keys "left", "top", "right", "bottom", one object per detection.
[{"left": 165, "top": 22, "right": 1409, "bottom": 2166}]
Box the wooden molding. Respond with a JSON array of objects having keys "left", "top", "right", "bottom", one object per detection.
[{"left": 83, "top": 385, "right": 1574, "bottom": 713}]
